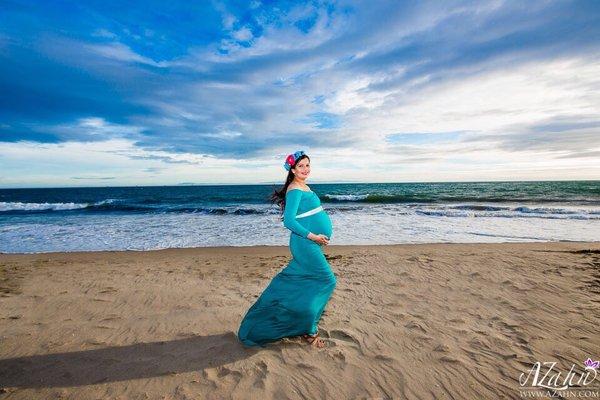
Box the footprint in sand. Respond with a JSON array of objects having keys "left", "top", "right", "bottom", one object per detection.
[
  {"left": 252, "top": 360, "right": 268, "bottom": 389},
  {"left": 216, "top": 366, "right": 243, "bottom": 380},
  {"left": 405, "top": 320, "right": 428, "bottom": 334},
  {"left": 328, "top": 329, "right": 363, "bottom": 353},
  {"left": 374, "top": 354, "right": 395, "bottom": 362},
  {"left": 99, "top": 315, "right": 122, "bottom": 322},
  {"left": 439, "top": 355, "right": 462, "bottom": 363},
  {"left": 433, "top": 343, "right": 451, "bottom": 353},
  {"left": 92, "top": 298, "right": 111, "bottom": 302}
]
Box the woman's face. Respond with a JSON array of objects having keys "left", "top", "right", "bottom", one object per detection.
[{"left": 292, "top": 158, "right": 310, "bottom": 179}]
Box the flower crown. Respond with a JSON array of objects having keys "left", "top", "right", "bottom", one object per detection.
[{"left": 283, "top": 150, "right": 306, "bottom": 171}]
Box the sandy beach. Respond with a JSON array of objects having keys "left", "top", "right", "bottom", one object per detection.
[{"left": 0, "top": 241, "right": 599, "bottom": 399}]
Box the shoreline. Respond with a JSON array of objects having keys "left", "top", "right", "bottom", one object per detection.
[
  {"left": 1, "top": 239, "right": 599, "bottom": 257},
  {"left": 1, "top": 241, "right": 599, "bottom": 398}
]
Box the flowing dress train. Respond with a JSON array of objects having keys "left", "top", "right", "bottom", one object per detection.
[{"left": 237, "top": 188, "right": 336, "bottom": 347}]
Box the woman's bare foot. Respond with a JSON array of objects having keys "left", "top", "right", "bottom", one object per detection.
[{"left": 302, "top": 333, "right": 325, "bottom": 348}]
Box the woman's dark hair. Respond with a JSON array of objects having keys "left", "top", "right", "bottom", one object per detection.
[{"left": 269, "top": 154, "right": 310, "bottom": 215}]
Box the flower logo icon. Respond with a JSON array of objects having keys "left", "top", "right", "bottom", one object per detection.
[{"left": 584, "top": 358, "right": 599, "bottom": 369}]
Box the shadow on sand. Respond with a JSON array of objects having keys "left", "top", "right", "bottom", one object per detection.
[{"left": 0, "top": 332, "right": 266, "bottom": 389}]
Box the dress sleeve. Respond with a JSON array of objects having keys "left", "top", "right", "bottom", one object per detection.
[{"left": 283, "top": 190, "right": 311, "bottom": 238}]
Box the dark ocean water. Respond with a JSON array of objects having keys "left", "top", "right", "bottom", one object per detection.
[{"left": 1, "top": 181, "right": 598, "bottom": 253}]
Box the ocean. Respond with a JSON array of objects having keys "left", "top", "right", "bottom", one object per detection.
[{"left": 1, "top": 181, "right": 598, "bottom": 253}]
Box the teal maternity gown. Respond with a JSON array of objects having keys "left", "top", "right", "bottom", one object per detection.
[{"left": 237, "top": 188, "right": 337, "bottom": 347}]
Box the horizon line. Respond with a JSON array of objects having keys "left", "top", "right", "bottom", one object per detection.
[{"left": 0, "top": 178, "right": 598, "bottom": 190}]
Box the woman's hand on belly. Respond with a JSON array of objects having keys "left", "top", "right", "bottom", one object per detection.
[{"left": 307, "top": 232, "right": 329, "bottom": 246}]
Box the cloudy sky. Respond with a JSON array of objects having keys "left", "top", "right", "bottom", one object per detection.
[{"left": 1, "top": 0, "right": 599, "bottom": 188}]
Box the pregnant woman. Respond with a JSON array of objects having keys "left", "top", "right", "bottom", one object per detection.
[{"left": 237, "top": 150, "right": 337, "bottom": 348}]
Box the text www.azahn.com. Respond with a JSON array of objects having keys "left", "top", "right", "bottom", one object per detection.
[{"left": 519, "top": 389, "right": 600, "bottom": 398}]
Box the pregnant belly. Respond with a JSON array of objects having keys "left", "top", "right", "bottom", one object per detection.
[{"left": 307, "top": 210, "right": 333, "bottom": 238}]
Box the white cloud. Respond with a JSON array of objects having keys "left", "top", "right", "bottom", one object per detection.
[
  {"left": 91, "top": 28, "right": 118, "bottom": 39},
  {"left": 203, "top": 131, "right": 243, "bottom": 139},
  {"left": 343, "top": 56, "right": 600, "bottom": 141},
  {"left": 0, "top": 139, "right": 300, "bottom": 187},
  {"left": 35, "top": 117, "right": 146, "bottom": 142},
  {"left": 84, "top": 42, "right": 167, "bottom": 67},
  {"left": 232, "top": 27, "right": 253, "bottom": 41}
]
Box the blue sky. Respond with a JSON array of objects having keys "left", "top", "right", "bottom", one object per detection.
[{"left": 1, "top": 0, "right": 599, "bottom": 187}]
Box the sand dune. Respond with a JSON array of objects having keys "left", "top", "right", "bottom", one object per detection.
[{"left": 1, "top": 242, "right": 599, "bottom": 399}]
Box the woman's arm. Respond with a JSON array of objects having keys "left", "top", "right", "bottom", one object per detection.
[{"left": 283, "top": 190, "right": 311, "bottom": 238}]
